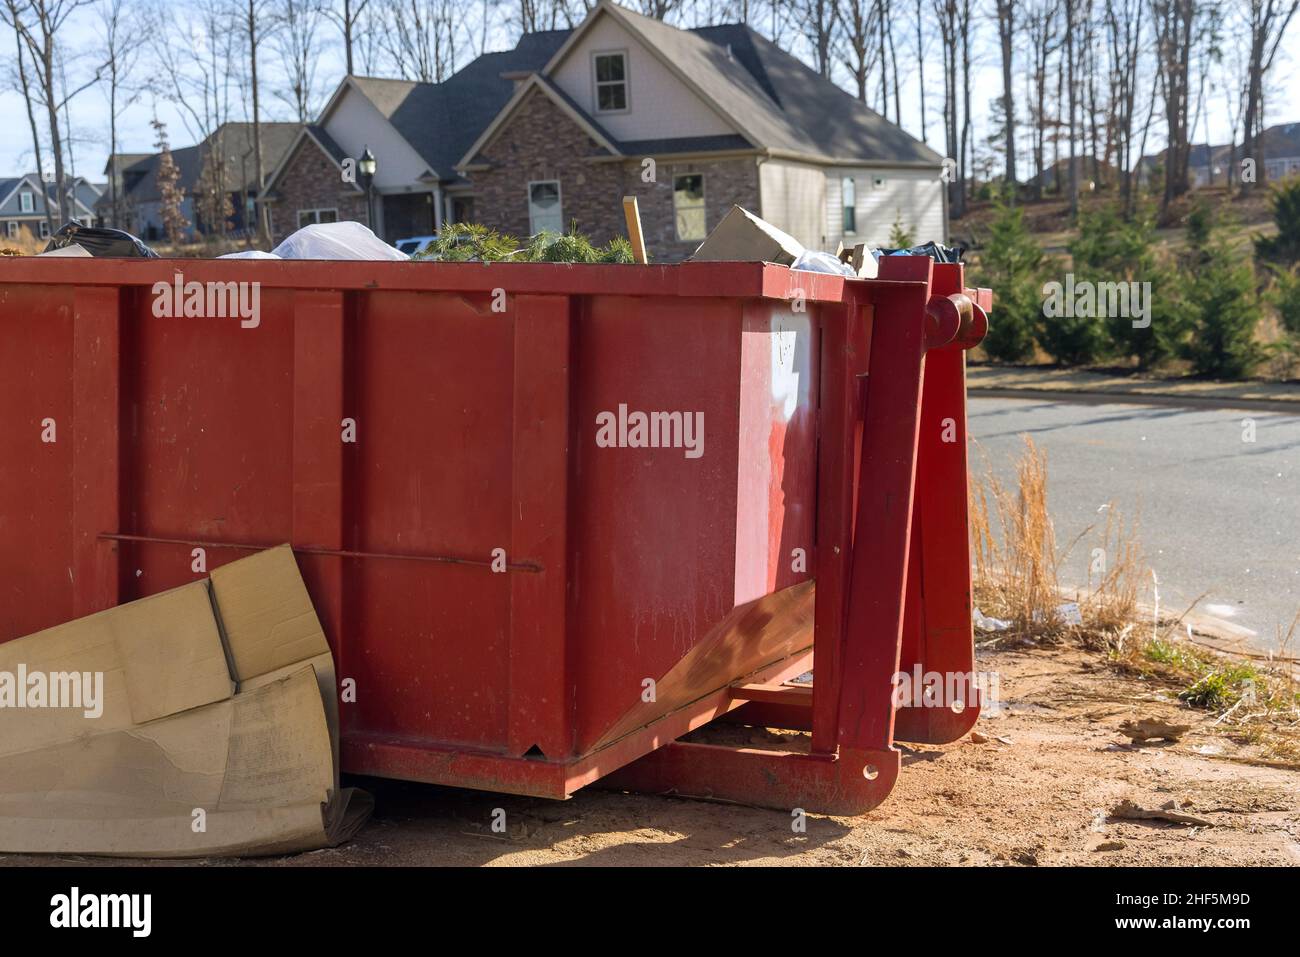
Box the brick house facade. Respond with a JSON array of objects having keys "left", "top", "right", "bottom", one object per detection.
[
  {"left": 468, "top": 89, "right": 627, "bottom": 247},
  {"left": 629, "top": 158, "right": 759, "bottom": 262},
  {"left": 466, "top": 88, "right": 759, "bottom": 262},
  {"left": 266, "top": 134, "right": 369, "bottom": 245}
]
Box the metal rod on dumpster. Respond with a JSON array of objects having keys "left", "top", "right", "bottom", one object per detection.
[
  {"left": 622, "top": 196, "right": 648, "bottom": 264},
  {"left": 97, "top": 532, "right": 542, "bottom": 572}
]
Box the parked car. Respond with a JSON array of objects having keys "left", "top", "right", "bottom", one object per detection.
[{"left": 394, "top": 235, "right": 438, "bottom": 257}]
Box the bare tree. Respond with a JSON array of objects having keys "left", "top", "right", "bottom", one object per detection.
[
  {"left": 1149, "top": 0, "right": 1199, "bottom": 209},
  {"left": 836, "top": 0, "right": 880, "bottom": 100},
  {"left": 324, "top": 0, "right": 370, "bottom": 75},
  {"left": 914, "top": 0, "right": 928, "bottom": 142},
  {"left": 381, "top": 0, "right": 463, "bottom": 83},
  {"left": 245, "top": 0, "right": 274, "bottom": 242},
  {"left": 1105, "top": 0, "right": 1145, "bottom": 214},
  {"left": 2, "top": 0, "right": 53, "bottom": 235},
  {"left": 995, "top": 0, "right": 1015, "bottom": 199},
  {"left": 1064, "top": 0, "right": 1079, "bottom": 216},
  {"left": 7, "top": 0, "right": 102, "bottom": 225},
  {"left": 960, "top": 0, "right": 971, "bottom": 205},
  {"left": 273, "top": 0, "right": 326, "bottom": 121},
  {"left": 1240, "top": 0, "right": 1299, "bottom": 189},
  {"left": 97, "top": 0, "right": 145, "bottom": 228},
  {"left": 934, "top": 0, "right": 963, "bottom": 215},
  {"left": 793, "top": 0, "right": 838, "bottom": 77}
]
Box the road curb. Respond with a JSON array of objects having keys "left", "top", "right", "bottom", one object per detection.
[{"left": 969, "top": 385, "right": 1300, "bottom": 414}]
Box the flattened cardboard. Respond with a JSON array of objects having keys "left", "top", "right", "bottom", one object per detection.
[
  {"left": 211, "top": 546, "right": 331, "bottom": 683},
  {"left": 213, "top": 545, "right": 341, "bottom": 782},
  {"left": 689, "top": 205, "right": 805, "bottom": 265},
  {"left": 0, "top": 582, "right": 232, "bottom": 752},
  {"left": 0, "top": 546, "right": 371, "bottom": 858}
]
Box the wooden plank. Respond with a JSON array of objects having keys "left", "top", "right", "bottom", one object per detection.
[{"left": 622, "top": 196, "right": 648, "bottom": 264}]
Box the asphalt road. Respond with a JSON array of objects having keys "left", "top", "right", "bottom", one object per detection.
[{"left": 968, "top": 395, "right": 1300, "bottom": 647}]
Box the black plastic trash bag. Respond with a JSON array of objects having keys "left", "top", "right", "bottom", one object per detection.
[
  {"left": 876, "top": 240, "right": 965, "bottom": 263},
  {"left": 42, "top": 220, "right": 159, "bottom": 258}
]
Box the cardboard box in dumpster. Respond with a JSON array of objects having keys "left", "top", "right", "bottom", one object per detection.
[
  {"left": 0, "top": 545, "right": 371, "bottom": 857},
  {"left": 689, "top": 205, "right": 805, "bottom": 264}
]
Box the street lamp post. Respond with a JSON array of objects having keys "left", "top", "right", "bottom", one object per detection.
[{"left": 358, "top": 146, "right": 377, "bottom": 237}]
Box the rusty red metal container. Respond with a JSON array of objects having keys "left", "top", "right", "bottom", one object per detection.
[{"left": 0, "top": 256, "right": 988, "bottom": 814}]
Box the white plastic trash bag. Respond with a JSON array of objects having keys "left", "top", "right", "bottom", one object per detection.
[
  {"left": 271, "top": 221, "right": 409, "bottom": 261},
  {"left": 791, "top": 249, "right": 855, "bottom": 277},
  {"left": 218, "top": 250, "right": 282, "bottom": 259}
]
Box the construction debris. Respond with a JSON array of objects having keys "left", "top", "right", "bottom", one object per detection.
[{"left": 0, "top": 546, "right": 370, "bottom": 858}]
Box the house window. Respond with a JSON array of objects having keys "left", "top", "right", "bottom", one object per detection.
[
  {"left": 528, "top": 181, "right": 563, "bottom": 235},
  {"left": 842, "top": 177, "right": 856, "bottom": 233},
  {"left": 673, "top": 173, "right": 706, "bottom": 242},
  {"left": 593, "top": 52, "right": 628, "bottom": 112},
  {"left": 5, "top": 222, "right": 16, "bottom": 239},
  {"left": 19, "top": 191, "right": 34, "bottom": 213},
  {"left": 39, "top": 221, "right": 50, "bottom": 238},
  {"left": 297, "top": 208, "right": 339, "bottom": 228}
]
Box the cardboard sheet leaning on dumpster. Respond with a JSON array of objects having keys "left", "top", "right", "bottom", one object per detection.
[{"left": 0, "top": 545, "right": 372, "bottom": 857}]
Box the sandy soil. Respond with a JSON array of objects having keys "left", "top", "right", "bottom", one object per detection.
[{"left": 5, "top": 640, "right": 1298, "bottom": 868}]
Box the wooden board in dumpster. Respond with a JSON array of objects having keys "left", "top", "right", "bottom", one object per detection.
[{"left": 0, "top": 545, "right": 371, "bottom": 857}]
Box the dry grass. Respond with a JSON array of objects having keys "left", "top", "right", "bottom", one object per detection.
[
  {"left": 0, "top": 226, "right": 47, "bottom": 256},
  {"left": 971, "top": 438, "right": 1300, "bottom": 759},
  {"left": 970, "top": 436, "right": 1142, "bottom": 642}
]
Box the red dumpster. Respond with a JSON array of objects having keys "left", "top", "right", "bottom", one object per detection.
[{"left": 0, "top": 255, "right": 988, "bottom": 815}]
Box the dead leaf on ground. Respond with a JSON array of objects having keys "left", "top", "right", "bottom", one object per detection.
[
  {"left": 1109, "top": 799, "right": 1213, "bottom": 827},
  {"left": 970, "top": 731, "right": 989, "bottom": 744},
  {"left": 1119, "top": 718, "right": 1192, "bottom": 744}
]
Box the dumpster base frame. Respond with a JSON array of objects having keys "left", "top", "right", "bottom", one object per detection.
[{"left": 340, "top": 648, "right": 816, "bottom": 801}]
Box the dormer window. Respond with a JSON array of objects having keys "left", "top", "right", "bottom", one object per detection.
[
  {"left": 19, "top": 191, "right": 34, "bottom": 213},
  {"left": 593, "top": 51, "right": 628, "bottom": 112}
]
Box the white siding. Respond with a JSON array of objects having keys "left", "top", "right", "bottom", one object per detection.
[
  {"left": 824, "top": 167, "right": 946, "bottom": 249},
  {"left": 322, "top": 87, "right": 432, "bottom": 189},
  {"left": 549, "top": 13, "right": 737, "bottom": 142},
  {"left": 758, "top": 159, "right": 827, "bottom": 250}
]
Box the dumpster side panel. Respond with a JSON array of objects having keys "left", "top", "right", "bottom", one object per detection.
[
  {"left": 0, "top": 285, "right": 76, "bottom": 639},
  {"left": 570, "top": 294, "right": 744, "bottom": 753},
  {"left": 568, "top": 296, "right": 820, "bottom": 755},
  {"left": 117, "top": 287, "right": 298, "bottom": 603},
  {"left": 345, "top": 290, "right": 515, "bottom": 751}
]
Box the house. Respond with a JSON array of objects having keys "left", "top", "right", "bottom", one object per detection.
[
  {"left": 267, "top": 0, "right": 945, "bottom": 259},
  {"left": 0, "top": 174, "right": 102, "bottom": 242},
  {"left": 1137, "top": 123, "right": 1300, "bottom": 190},
  {"left": 103, "top": 122, "right": 302, "bottom": 241},
  {"left": 1021, "top": 156, "right": 1120, "bottom": 193},
  {"left": 263, "top": 30, "right": 572, "bottom": 244},
  {"left": 1259, "top": 122, "right": 1300, "bottom": 181}
]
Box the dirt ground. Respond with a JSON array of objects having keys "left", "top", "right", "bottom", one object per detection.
[{"left": 4, "top": 640, "right": 1298, "bottom": 868}]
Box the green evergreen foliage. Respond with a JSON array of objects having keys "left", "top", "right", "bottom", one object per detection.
[
  {"left": 972, "top": 201, "right": 1049, "bottom": 362},
  {"left": 1254, "top": 176, "right": 1300, "bottom": 265},
  {"left": 1184, "top": 218, "right": 1264, "bottom": 378}
]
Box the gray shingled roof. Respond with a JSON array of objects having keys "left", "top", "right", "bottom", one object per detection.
[
  {"left": 119, "top": 122, "right": 302, "bottom": 202},
  {"left": 352, "top": 11, "right": 938, "bottom": 179},
  {"left": 349, "top": 29, "right": 572, "bottom": 181},
  {"left": 303, "top": 124, "right": 351, "bottom": 166},
  {"left": 688, "top": 21, "right": 944, "bottom": 165}
]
